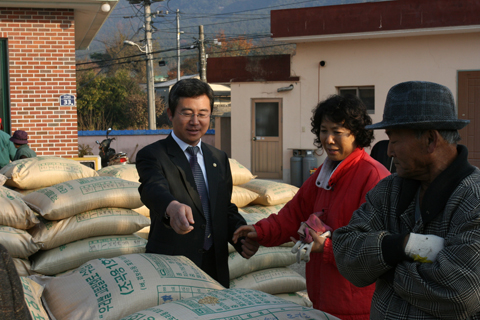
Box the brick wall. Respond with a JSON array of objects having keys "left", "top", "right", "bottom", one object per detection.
[{"left": 0, "top": 7, "right": 78, "bottom": 157}]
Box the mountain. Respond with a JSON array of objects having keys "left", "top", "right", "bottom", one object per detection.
[{"left": 76, "top": 0, "right": 385, "bottom": 74}]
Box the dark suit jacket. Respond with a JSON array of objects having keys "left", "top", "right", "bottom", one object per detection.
[
  {"left": 136, "top": 134, "right": 246, "bottom": 287},
  {"left": 370, "top": 140, "right": 396, "bottom": 173}
]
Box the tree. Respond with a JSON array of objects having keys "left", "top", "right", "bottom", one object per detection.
[
  {"left": 208, "top": 30, "right": 254, "bottom": 57},
  {"left": 77, "top": 29, "right": 166, "bottom": 130},
  {"left": 77, "top": 69, "right": 165, "bottom": 130}
]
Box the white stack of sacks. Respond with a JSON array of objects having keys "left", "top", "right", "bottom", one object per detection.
[
  {"left": 119, "top": 288, "right": 340, "bottom": 320},
  {"left": 96, "top": 164, "right": 151, "bottom": 240},
  {"left": 0, "top": 158, "right": 329, "bottom": 319},
  {"left": 28, "top": 253, "right": 225, "bottom": 320},
  {"left": 0, "top": 186, "right": 40, "bottom": 277},
  {"left": 228, "top": 159, "right": 311, "bottom": 307},
  {"left": 0, "top": 157, "right": 149, "bottom": 277},
  {"left": 24, "top": 253, "right": 339, "bottom": 320}
]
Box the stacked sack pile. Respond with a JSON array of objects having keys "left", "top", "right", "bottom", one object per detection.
[
  {"left": 228, "top": 159, "right": 312, "bottom": 307},
  {"left": 24, "top": 253, "right": 339, "bottom": 320},
  {"left": 96, "top": 164, "right": 151, "bottom": 239},
  {"left": 0, "top": 157, "right": 328, "bottom": 319},
  {"left": 0, "top": 157, "right": 150, "bottom": 277}
]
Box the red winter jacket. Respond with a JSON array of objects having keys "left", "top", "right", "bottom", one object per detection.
[{"left": 254, "top": 148, "right": 390, "bottom": 320}]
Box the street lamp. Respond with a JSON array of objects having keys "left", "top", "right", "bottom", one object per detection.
[{"left": 124, "top": 39, "right": 156, "bottom": 130}]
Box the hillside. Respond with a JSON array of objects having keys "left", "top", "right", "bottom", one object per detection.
[{"left": 76, "top": 0, "right": 385, "bottom": 75}]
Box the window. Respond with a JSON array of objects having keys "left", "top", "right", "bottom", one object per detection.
[
  {"left": 0, "top": 40, "right": 9, "bottom": 132},
  {"left": 338, "top": 86, "right": 375, "bottom": 114}
]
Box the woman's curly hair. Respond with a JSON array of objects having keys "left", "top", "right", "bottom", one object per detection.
[{"left": 311, "top": 94, "right": 374, "bottom": 150}]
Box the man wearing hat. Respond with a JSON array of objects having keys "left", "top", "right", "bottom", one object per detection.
[
  {"left": 333, "top": 81, "right": 480, "bottom": 319},
  {"left": 10, "top": 130, "right": 36, "bottom": 160},
  {"left": 0, "top": 118, "right": 16, "bottom": 169}
]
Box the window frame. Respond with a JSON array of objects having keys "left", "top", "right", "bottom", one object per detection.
[{"left": 337, "top": 86, "right": 375, "bottom": 114}]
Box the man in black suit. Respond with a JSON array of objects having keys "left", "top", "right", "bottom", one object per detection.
[{"left": 136, "top": 78, "right": 258, "bottom": 288}]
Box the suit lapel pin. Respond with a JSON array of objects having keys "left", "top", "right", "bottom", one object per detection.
[{"left": 213, "top": 163, "right": 217, "bottom": 167}]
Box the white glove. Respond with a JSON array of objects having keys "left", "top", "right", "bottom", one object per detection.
[{"left": 404, "top": 233, "right": 445, "bottom": 263}]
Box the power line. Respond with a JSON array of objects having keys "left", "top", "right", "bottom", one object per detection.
[
  {"left": 76, "top": 42, "right": 295, "bottom": 72},
  {"left": 76, "top": 30, "right": 277, "bottom": 66},
  {"left": 169, "top": 0, "right": 330, "bottom": 20}
]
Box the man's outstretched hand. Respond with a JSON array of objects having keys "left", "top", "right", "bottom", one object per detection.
[{"left": 166, "top": 200, "right": 195, "bottom": 234}]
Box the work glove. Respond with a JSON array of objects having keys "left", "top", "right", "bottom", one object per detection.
[
  {"left": 291, "top": 212, "right": 332, "bottom": 263},
  {"left": 297, "top": 212, "right": 333, "bottom": 243},
  {"left": 404, "top": 233, "right": 445, "bottom": 263}
]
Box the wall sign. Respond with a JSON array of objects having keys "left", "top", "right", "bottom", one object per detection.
[{"left": 59, "top": 94, "right": 76, "bottom": 106}]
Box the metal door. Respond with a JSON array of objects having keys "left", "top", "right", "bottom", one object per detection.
[{"left": 251, "top": 99, "right": 282, "bottom": 179}]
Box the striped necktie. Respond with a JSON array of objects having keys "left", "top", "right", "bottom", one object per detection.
[{"left": 187, "top": 146, "right": 213, "bottom": 250}]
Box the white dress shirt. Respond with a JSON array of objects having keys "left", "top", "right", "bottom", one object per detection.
[{"left": 171, "top": 131, "right": 209, "bottom": 193}]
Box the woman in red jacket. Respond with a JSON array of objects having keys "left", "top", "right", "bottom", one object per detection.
[{"left": 234, "top": 94, "right": 390, "bottom": 320}]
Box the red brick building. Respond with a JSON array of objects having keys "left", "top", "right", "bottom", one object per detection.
[{"left": 0, "top": 1, "right": 118, "bottom": 157}]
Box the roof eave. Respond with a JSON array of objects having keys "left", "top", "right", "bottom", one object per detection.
[
  {"left": 273, "top": 25, "right": 480, "bottom": 43},
  {"left": 0, "top": 1, "right": 119, "bottom": 50}
]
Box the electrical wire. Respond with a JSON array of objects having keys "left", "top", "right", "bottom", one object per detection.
[{"left": 76, "top": 41, "right": 295, "bottom": 72}]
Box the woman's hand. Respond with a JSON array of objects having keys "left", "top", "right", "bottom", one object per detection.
[
  {"left": 308, "top": 228, "right": 331, "bottom": 253},
  {"left": 232, "top": 225, "right": 257, "bottom": 243}
]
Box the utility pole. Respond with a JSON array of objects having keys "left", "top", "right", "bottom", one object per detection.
[
  {"left": 145, "top": 2, "right": 156, "bottom": 130},
  {"left": 125, "top": 0, "right": 158, "bottom": 130},
  {"left": 199, "top": 25, "right": 206, "bottom": 82},
  {"left": 176, "top": 9, "right": 181, "bottom": 81}
]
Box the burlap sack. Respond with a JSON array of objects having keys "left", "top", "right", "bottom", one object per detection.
[
  {"left": 0, "top": 186, "right": 39, "bottom": 229},
  {"left": 30, "top": 234, "right": 147, "bottom": 275},
  {"left": 240, "top": 212, "right": 269, "bottom": 225},
  {"left": 29, "top": 208, "right": 150, "bottom": 250},
  {"left": 20, "top": 276, "right": 50, "bottom": 320},
  {"left": 240, "top": 179, "right": 299, "bottom": 206},
  {"left": 13, "top": 258, "right": 32, "bottom": 277},
  {"left": 229, "top": 159, "right": 256, "bottom": 185},
  {"left": 0, "top": 226, "right": 40, "bottom": 259},
  {"left": 229, "top": 267, "right": 306, "bottom": 295},
  {"left": 239, "top": 203, "right": 285, "bottom": 215},
  {"left": 97, "top": 164, "right": 140, "bottom": 183},
  {"left": 31, "top": 254, "right": 224, "bottom": 320},
  {"left": 0, "top": 156, "right": 99, "bottom": 189},
  {"left": 22, "top": 176, "right": 143, "bottom": 220},
  {"left": 134, "top": 226, "right": 150, "bottom": 240},
  {"left": 119, "top": 288, "right": 338, "bottom": 320},
  {"left": 275, "top": 291, "right": 313, "bottom": 307},
  {"left": 132, "top": 205, "right": 149, "bottom": 217},
  {"left": 231, "top": 186, "right": 259, "bottom": 208},
  {"left": 12, "top": 187, "right": 42, "bottom": 197},
  {"left": 228, "top": 246, "right": 300, "bottom": 280}
]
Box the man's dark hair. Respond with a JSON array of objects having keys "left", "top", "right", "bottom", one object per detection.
[
  {"left": 168, "top": 78, "right": 214, "bottom": 115},
  {"left": 311, "top": 94, "right": 374, "bottom": 149}
]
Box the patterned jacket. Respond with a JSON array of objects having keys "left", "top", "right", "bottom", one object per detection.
[{"left": 333, "top": 145, "right": 480, "bottom": 320}]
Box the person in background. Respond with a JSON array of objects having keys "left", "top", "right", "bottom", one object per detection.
[
  {"left": 0, "top": 118, "right": 16, "bottom": 169},
  {"left": 333, "top": 81, "right": 480, "bottom": 319},
  {"left": 136, "top": 78, "right": 258, "bottom": 288},
  {"left": 370, "top": 139, "right": 396, "bottom": 173},
  {"left": 233, "top": 94, "right": 390, "bottom": 319},
  {"left": 10, "top": 130, "right": 36, "bottom": 160}
]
